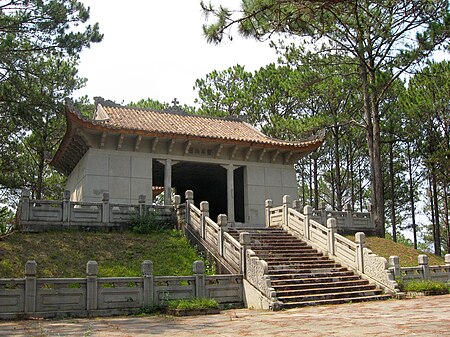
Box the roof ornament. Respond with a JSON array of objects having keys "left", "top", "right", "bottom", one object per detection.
[{"left": 164, "top": 97, "right": 186, "bottom": 115}]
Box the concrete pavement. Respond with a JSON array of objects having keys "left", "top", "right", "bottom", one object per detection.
[{"left": 1, "top": 295, "right": 449, "bottom": 336}]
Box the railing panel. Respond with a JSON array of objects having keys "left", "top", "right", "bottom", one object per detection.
[
  {"left": 189, "top": 204, "right": 201, "bottom": 232},
  {"left": 222, "top": 233, "right": 241, "bottom": 271},
  {"left": 0, "top": 279, "right": 25, "bottom": 313},
  {"left": 110, "top": 204, "right": 140, "bottom": 223},
  {"left": 204, "top": 217, "right": 219, "bottom": 250},
  {"left": 429, "top": 266, "right": 450, "bottom": 282},
  {"left": 309, "top": 221, "right": 328, "bottom": 251},
  {"left": 205, "top": 275, "right": 243, "bottom": 304},
  {"left": 70, "top": 202, "right": 102, "bottom": 222},
  {"left": 36, "top": 278, "right": 87, "bottom": 312},
  {"left": 29, "top": 201, "right": 63, "bottom": 222},
  {"left": 153, "top": 276, "right": 195, "bottom": 304},
  {"left": 287, "top": 209, "right": 304, "bottom": 236},
  {"left": 269, "top": 206, "right": 284, "bottom": 226},
  {"left": 97, "top": 277, "right": 143, "bottom": 309}
]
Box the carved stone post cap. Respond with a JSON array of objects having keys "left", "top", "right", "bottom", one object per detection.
[
  {"left": 319, "top": 201, "right": 326, "bottom": 210},
  {"left": 292, "top": 200, "right": 301, "bottom": 208},
  {"left": 303, "top": 205, "right": 313, "bottom": 215},
  {"left": 86, "top": 261, "right": 98, "bottom": 276},
  {"left": 355, "top": 232, "right": 366, "bottom": 245},
  {"left": 200, "top": 201, "right": 209, "bottom": 212},
  {"left": 63, "top": 190, "right": 71, "bottom": 200},
  {"left": 344, "top": 203, "right": 352, "bottom": 211},
  {"left": 25, "top": 260, "right": 37, "bottom": 276},
  {"left": 138, "top": 194, "right": 146, "bottom": 203},
  {"left": 193, "top": 260, "right": 205, "bottom": 274},
  {"left": 217, "top": 214, "right": 228, "bottom": 227},
  {"left": 185, "top": 190, "right": 194, "bottom": 200},
  {"left": 282, "top": 195, "right": 290, "bottom": 204},
  {"left": 327, "top": 217, "right": 337, "bottom": 229},
  {"left": 102, "top": 192, "right": 110, "bottom": 202},
  {"left": 265, "top": 199, "right": 273, "bottom": 208},
  {"left": 239, "top": 232, "right": 251, "bottom": 245},
  {"left": 418, "top": 254, "right": 429, "bottom": 266},
  {"left": 142, "top": 260, "right": 153, "bottom": 276},
  {"left": 389, "top": 256, "right": 400, "bottom": 266},
  {"left": 173, "top": 195, "right": 181, "bottom": 205},
  {"left": 22, "top": 188, "right": 31, "bottom": 198},
  {"left": 445, "top": 254, "right": 450, "bottom": 265}
]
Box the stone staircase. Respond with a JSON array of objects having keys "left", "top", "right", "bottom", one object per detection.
[{"left": 228, "top": 227, "right": 391, "bottom": 308}]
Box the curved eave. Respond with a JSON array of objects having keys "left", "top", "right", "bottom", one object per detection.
[{"left": 51, "top": 108, "right": 325, "bottom": 175}]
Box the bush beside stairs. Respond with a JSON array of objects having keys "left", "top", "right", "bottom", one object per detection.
[{"left": 228, "top": 227, "right": 391, "bottom": 308}]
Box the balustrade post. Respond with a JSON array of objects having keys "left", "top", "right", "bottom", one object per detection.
[
  {"left": 102, "top": 192, "right": 110, "bottom": 224},
  {"left": 389, "top": 256, "right": 401, "bottom": 278},
  {"left": 142, "top": 260, "right": 154, "bottom": 307},
  {"left": 185, "top": 190, "right": 194, "bottom": 225},
  {"left": 344, "top": 203, "right": 352, "bottom": 229},
  {"left": 265, "top": 199, "right": 273, "bottom": 228},
  {"left": 217, "top": 214, "right": 228, "bottom": 257},
  {"left": 303, "top": 205, "right": 312, "bottom": 240},
  {"left": 138, "top": 194, "right": 146, "bottom": 217},
  {"left": 445, "top": 254, "right": 450, "bottom": 266},
  {"left": 21, "top": 188, "right": 30, "bottom": 222},
  {"left": 200, "top": 201, "right": 209, "bottom": 239},
  {"left": 355, "top": 232, "right": 366, "bottom": 273},
  {"left": 327, "top": 218, "right": 337, "bottom": 256},
  {"left": 62, "top": 190, "right": 70, "bottom": 223},
  {"left": 319, "top": 201, "right": 326, "bottom": 225},
  {"left": 292, "top": 200, "right": 301, "bottom": 213},
  {"left": 418, "top": 255, "right": 430, "bottom": 281},
  {"left": 24, "top": 260, "right": 37, "bottom": 315},
  {"left": 173, "top": 195, "right": 181, "bottom": 229},
  {"left": 282, "top": 195, "right": 290, "bottom": 228},
  {"left": 239, "top": 232, "right": 251, "bottom": 276},
  {"left": 86, "top": 261, "right": 98, "bottom": 311},
  {"left": 193, "top": 261, "right": 206, "bottom": 298}
]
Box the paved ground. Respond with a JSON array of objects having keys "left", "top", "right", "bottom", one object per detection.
[{"left": 1, "top": 295, "right": 449, "bottom": 337}]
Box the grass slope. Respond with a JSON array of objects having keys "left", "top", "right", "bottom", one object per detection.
[
  {"left": 351, "top": 236, "right": 445, "bottom": 267},
  {"left": 0, "top": 230, "right": 209, "bottom": 278}
]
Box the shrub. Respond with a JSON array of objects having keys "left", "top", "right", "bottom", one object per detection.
[
  {"left": 403, "top": 280, "right": 450, "bottom": 293},
  {"left": 131, "top": 210, "right": 173, "bottom": 234}
]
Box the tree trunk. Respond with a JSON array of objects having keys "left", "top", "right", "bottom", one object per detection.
[
  {"left": 431, "top": 165, "right": 441, "bottom": 256},
  {"left": 333, "top": 126, "right": 342, "bottom": 210},
  {"left": 407, "top": 142, "right": 418, "bottom": 249},
  {"left": 389, "top": 139, "right": 396, "bottom": 242},
  {"left": 313, "top": 154, "right": 319, "bottom": 209}
]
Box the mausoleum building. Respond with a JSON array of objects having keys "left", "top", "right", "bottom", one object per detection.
[{"left": 51, "top": 97, "right": 324, "bottom": 225}]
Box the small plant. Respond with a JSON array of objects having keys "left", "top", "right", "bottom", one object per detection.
[
  {"left": 167, "top": 298, "right": 219, "bottom": 310},
  {"left": 403, "top": 280, "right": 450, "bottom": 293},
  {"left": 131, "top": 210, "right": 173, "bottom": 234}
]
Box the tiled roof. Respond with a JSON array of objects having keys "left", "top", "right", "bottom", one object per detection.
[{"left": 91, "top": 103, "right": 322, "bottom": 148}]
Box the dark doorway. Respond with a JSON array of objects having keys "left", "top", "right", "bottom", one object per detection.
[{"left": 234, "top": 166, "right": 245, "bottom": 223}]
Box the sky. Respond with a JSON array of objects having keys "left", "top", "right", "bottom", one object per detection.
[{"left": 75, "top": 0, "right": 279, "bottom": 107}]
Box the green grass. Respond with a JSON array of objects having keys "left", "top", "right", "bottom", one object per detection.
[
  {"left": 0, "top": 230, "right": 213, "bottom": 278},
  {"left": 398, "top": 280, "right": 450, "bottom": 293},
  {"left": 345, "top": 235, "right": 445, "bottom": 267},
  {"left": 167, "top": 298, "right": 219, "bottom": 310}
]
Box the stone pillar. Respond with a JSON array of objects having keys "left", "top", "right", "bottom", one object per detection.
[
  {"left": 102, "top": 192, "right": 110, "bottom": 224},
  {"left": 142, "top": 260, "right": 154, "bottom": 307},
  {"left": 164, "top": 158, "right": 172, "bottom": 206},
  {"left": 445, "top": 254, "right": 450, "bottom": 266},
  {"left": 344, "top": 203, "right": 352, "bottom": 229},
  {"left": 86, "top": 261, "right": 98, "bottom": 311},
  {"left": 173, "top": 195, "right": 181, "bottom": 229},
  {"left": 138, "top": 194, "right": 146, "bottom": 217},
  {"left": 62, "top": 190, "right": 70, "bottom": 223},
  {"left": 200, "top": 201, "right": 209, "bottom": 239},
  {"left": 303, "top": 205, "right": 312, "bottom": 240},
  {"left": 355, "top": 232, "right": 366, "bottom": 273},
  {"left": 283, "top": 195, "right": 290, "bottom": 228},
  {"left": 319, "top": 201, "right": 326, "bottom": 225},
  {"left": 24, "top": 260, "right": 37, "bottom": 314},
  {"left": 265, "top": 199, "right": 273, "bottom": 228},
  {"left": 292, "top": 200, "right": 301, "bottom": 213},
  {"left": 327, "top": 218, "right": 337, "bottom": 256},
  {"left": 193, "top": 261, "right": 205, "bottom": 298},
  {"left": 225, "top": 164, "right": 235, "bottom": 224},
  {"left": 418, "top": 254, "right": 430, "bottom": 281},
  {"left": 185, "top": 190, "right": 194, "bottom": 225},
  {"left": 239, "top": 232, "right": 251, "bottom": 276},
  {"left": 218, "top": 214, "right": 228, "bottom": 256},
  {"left": 21, "top": 188, "right": 31, "bottom": 222},
  {"left": 389, "top": 256, "right": 400, "bottom": 278}
]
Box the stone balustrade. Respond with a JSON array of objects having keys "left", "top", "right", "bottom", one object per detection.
[
  {"left": 18, "top": 189, "right": 174, "bottom": 232},
  {"left": 0, "top": 260, "right": 243, "bottom": 320},
  {"left": 389, "top": 254, "right": 450, "bottom": 283}
]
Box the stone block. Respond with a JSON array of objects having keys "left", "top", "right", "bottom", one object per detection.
[
  {"left": 131, "top": 156, "right": 152, "bottom": 178},
  {"left": 264, "top": 168, "right": 282, "bottom": 187},
  {"left": 109, "top": 154, "right": 131, "bottom": 177}
]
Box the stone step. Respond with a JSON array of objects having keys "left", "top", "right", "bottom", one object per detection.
[
  {"left": 277, "top": 289, "right": 384, "bottom": 304},
  {"left": 281, "top": 294, "right": 392, "bottom": 309},
  {"left": 269, "top": 267, "right": 348, "bottom": 275},
  {"left": 270, "top": 274, "right": 362, "bottom": 285},
  {"left": 275, "top": 284, "right": 377, "bottom": 297},
  {"left": 256, "top": 254, "right": 325, "bottom": 260}
]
